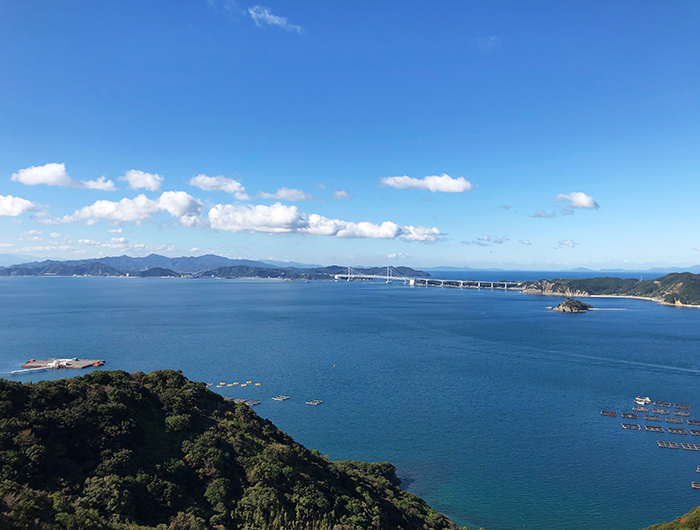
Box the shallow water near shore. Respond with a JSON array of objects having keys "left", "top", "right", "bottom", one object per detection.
[{"left": 2, "top": 276, "right": 700, "bottom": 530}]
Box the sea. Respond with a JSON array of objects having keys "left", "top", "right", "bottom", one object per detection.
[{"left": 1, "top": 271, "right": 699, "bottom": 530}]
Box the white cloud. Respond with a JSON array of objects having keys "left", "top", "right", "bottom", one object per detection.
[
  {"left": 208, "top": 202, "right": 441, "bottom": 242},
  {"left": 19, "top": 230, "right": 42, "bottom": 241},
  {"left": 20, "top": 245, "right": 81, "bottom": 253},
  {"left": 387, "top": 253, "right": 408, "bottom": 259},
  {"left": 248, "top": 5, "right": 301, "bottom": 32},
  {"left": 188, "top": 174, "right": 249, "bottom": 200},
  {"left": 694, "top": 247, "right": 700, "bottom": 252},
  {"left": 61, "top": 192, "right": 205, "bottom": 227},
  {"left": 0, "top": 195, "right": 37, "bottom": 216},
  {"left": 381, "top": 174, "right": 473, "bottom": 193},
  {"left": 519, "top": 239, "right": 532, "bottom": 246},
  {"left": 333, "top": 190, "right": 352, "bottom": 200},
  {"left": 260, "top": 187, "right": 314, "bottom": 201},
  {"left": 120, "top": 170, "right": 163, "bottom": 192},
  {"left": 63, "top": 195, "right": 161, "bottom": 225},
  {"left": 107, "top": 228, "right": 123, "bottom": 233},
  {"left": 78, "top": 239, "right": 101, "bottom": 246},
  {"left": 555, "top": 192, "right": 600, "bottom": 211},
  {"left": 11, "top": 163, "right": 116, "bottom": 191},
  {"left": 50, "top": 232, "right": 62, "bottom": 238},
  {"left": 0, "top": 243, "right": 14, "bottom": 248},
  {"left": 78, "top": 237, "right": 130, "bottom": 250},
  {"left": 558, "top": 239, "right": 576, "bottom": 248}
]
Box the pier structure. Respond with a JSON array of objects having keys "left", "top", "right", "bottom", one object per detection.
[{"left": 333, "top": 266, "right": 523, "bottom": 290}]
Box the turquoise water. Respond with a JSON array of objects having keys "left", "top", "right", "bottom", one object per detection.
[{"left": 1, "top": 277, "right": 700, "bottom": 529}]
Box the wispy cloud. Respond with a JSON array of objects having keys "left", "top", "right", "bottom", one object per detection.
[
  {"left": 558, "top": 239, "right": 576, "bottom": 248},
  {"left": 333, "top": 190, "right": 352, "bottom": 200},
  {"left": 387, "top": 253, "right": 409, "bottom": 259},
  {"left": 531, "top": 209, "right": 556, "bottom": 218},
  {"left": 11, "top": 163, "right": 116, "bottom": 191},
  {"left": 463, "top": 235, "right": 509, "bottom": 246},
  {"left": 477, "top": 36, "right": 502, "bottom": 52},
  {"left": 248, "top": 5, "right": 301, "bottom": 33},
  {"left": 500, "top": 205, "right": 511, "bottom": 210},
  {"left": 260, "top": 187, "right": 314, "bottom": 201},
  {"left": 519, "top": 239, "right": 532, "bottom": 246},
  {"left": 19, "top": 230, "right": 42, "bottom": 241},
  {"left": 381, "top": 174, "right": 473, "bottom": 193}
]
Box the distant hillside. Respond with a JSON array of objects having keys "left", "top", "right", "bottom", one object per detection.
[
  {"left": 9, "top": 254, "right": 273, "bottom": 273},
  {"left": 0, "top": 261, "right": 124, "bottom": 277},
  {"left": 522, "top": 272, "right": 700, "bottom": 306},
  {"left": 0, "top": 370, "right": 467, "bottom": 530},
  {"left": 134, "top": 267, "right": 181, "bottom": 278}
]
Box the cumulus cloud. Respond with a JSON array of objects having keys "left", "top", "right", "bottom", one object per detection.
[
  {"left": 0, "top": 243, "right": 14, "bottom": 248},
  {"left": 555, "top": 192, "right": 600, "bottom": 210},
  {"left": 19, "top": 230, "right": 42, "bottom": 241},
  {"left": 695, "top": 247, "right": 700, "bottom": 252},
  {"left": 519, "top": 239, "right": 532, "bottom": 246},
  {"left": 260, "top": 187, "right": 314, "bottom": 201},
  {"left": 333, "top": 190, "right": 352, "bottom": 200},
  {"left": 381, "top": 174, "right": 473, "bottom": 193},
  {"left": 0, "top": 194, "right": 37, "bottom": 216},
  {"left": 107, "top": 228, "right": 123, "bottom": 233},
  {"left": 120, "top": 170, "right": 164, "bottom": 192},
  {"left": 11, "top": 163, "right": 116, "bottom": 191},
  {"left": 59, "top": 192, "right": 204, "bottom": 226},
  {"left": 208, "top": 202, "right": 441, "bottom": 242},
  {"left": 248, "top": 5, "right": 301, "bottom": 32},
  {"left": 188, "top": 174, "right": 249, "bottom": 200},
  {"left": 78, "top": 239, "right": 100, "bottom": 246},
  {"left": 463, "top": 234, "right": 509, "bottom": 246},
  {"left": 387, "top": 253, "right": 409, "bottom": 259},
  {"left": 558, "top": 239, "right": 576, "bottom": 248}
]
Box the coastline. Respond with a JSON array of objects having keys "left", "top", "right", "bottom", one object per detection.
[{"left": 524, "top": 290, "right": 700, "bottom": 308}]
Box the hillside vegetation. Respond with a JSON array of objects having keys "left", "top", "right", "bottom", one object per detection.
[
  {"left": 523, "top": 273, "right": 700, "bottom": 306},
  {"left": 0, "top": 370, "right": 468, "bottom": 530},
  {"left": 641, "top": 505, "right": 700, "bottom": 529}
]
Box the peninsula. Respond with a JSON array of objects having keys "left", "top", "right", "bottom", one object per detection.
[{"left": 522, "top": 272, "right": 700, "bottom": 307}]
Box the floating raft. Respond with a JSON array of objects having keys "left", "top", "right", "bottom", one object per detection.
[
  {"left": 693, "top": 482, "right": 700, "bottom": 489},
  {"left": 689, "top": 420, "right": 700, "bottom": 426},
  {"left": 682, "top": 443, "right": 700, "bottom": 451},
  {"left": 691, "top": 430, "right": 700, "bottom": 436},
  {"left": 601, "top": 410, "right": 617, "bottom": 417},
  {"left": 658, "top": 440, "right": 680, "bottom": 449},
  {"left": 271, "top": 395, "right": 290, "bottom": 401},
  {"left": 654, "top": 401, "right": 672, "bottom": 407},
  {"left": 20, "top": 358, "right": 105, "bottom": 369},
  {"left": 675, "top": 404, "right": 692, "bottom": 410},
  {"left": 633, "top": 406, "right": 649, "bottom": 412},
  {"left": 696, "top": 465, "right": 700, "bottom": 473},
  {"left": 668, "top": 428, "right": 688, "bottom": 435},
  {"left": 226, "top": 398, "right": 261, "bottom": 406},
  {"left": 622, "top": 423, "right": 641, "bottom": 430},
  {"left": 621, "top": 412, "right": 639, "bottom": 419},
  {"left": 645, "top": 415, "right": 662, "bottom": 422},
  {"left": 675, "top": 411, "right": 691, "bottom": 417},
  {"left": 654, "top": 408, "right": 670, "bottom": 414},
  {"left": 645, "top": 426, "right": 664, "bottom": 433},
  {"left": 667, "top": 417, "right": 685, "bottom": 424},
  {"left": 306, "top": 399, "right": 323, "bottom": 406}
]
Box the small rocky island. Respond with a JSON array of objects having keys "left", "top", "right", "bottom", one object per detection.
[{"left": 553, "top": 297, "right": 592, "bottom": 313}]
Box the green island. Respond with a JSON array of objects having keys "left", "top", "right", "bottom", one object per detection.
[
  {"left": 642, "top": 506, "right": 700, "bottom": 529},
  {"left": 552, "top": 298, "right": 592, "bottom": 313},
  {"left": 0, "top": 370, "right": 474, "bottom": 530},
  {"left": 522, "top": 272, "right": 700, "bottom": 307}
]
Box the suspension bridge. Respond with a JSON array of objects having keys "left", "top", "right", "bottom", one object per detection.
[{"left": 333, "top": 267, "right": 523, "bottom": 290}]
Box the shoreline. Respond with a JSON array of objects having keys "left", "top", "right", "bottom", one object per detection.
[{"left": 524, "top": 290, "right": 700, "bottom": 308}]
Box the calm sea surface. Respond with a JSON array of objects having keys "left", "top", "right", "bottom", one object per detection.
[{"left": 1, "top": 275, "right": 699, "bottom": 530}]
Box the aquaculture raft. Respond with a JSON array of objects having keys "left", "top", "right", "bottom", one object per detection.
[
  {"left": 306, "top": 400, "right": 323, "bottom": 406},
  {"left": 657, "top": 441, "right": 680, "bottom": 449},
  {"left": 682, "top": 443, "right": 700, "bottom": 451},
  {"left": 645, "top": 426, "right": 664, "bottom": 433},
  {"left": 622, "top": 423, "right": 641, "bottom": 430},
  {"left": 600, "top": 410, "right": 617, "bottom": 417}
]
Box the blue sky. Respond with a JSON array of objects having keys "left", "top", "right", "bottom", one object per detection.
[{"left": 1, "top": 1, "right": 699, "bottom": 269}]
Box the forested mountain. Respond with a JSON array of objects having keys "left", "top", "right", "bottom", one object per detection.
[{"left": 0, "top": 370, "right": 469, "bottom": 530}]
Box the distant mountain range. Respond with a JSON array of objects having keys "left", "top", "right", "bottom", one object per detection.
[{"left": 0, "top": 254, "right": 430, "bottom": 280}]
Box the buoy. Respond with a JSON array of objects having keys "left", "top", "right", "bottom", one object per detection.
[
  {"left": 255, "top": 383, "right": 261, "bottom": 386},
  {"left": 241, "top": 384, "right": 247, "bottom": 387},
  {"left": 246, "top": 381, "right": 252, "bottom": 384}
]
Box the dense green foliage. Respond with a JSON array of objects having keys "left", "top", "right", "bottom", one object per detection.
[
  {"left": 0, "top": 370, "right": 467, "bottom": 530},
  {"left": 135, "top": 268, "right": 180, "bottom": 278},
  {"left": 642, "top": 505, "right": 700, "bottom": 529},
  {"left": 524, "top": 273, "right": 700, "bottom": 306}
]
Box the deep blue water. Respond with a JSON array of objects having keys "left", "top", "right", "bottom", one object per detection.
[{"left": 1, "top": 276, "right": 700, "bottom": 530}]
